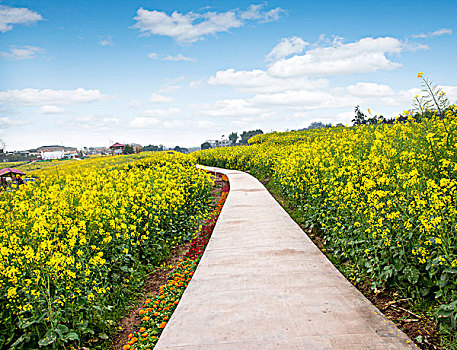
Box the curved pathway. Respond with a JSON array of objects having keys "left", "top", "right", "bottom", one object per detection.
[{"left": 155, "top": 166, "right": 418, "bottom": 349}]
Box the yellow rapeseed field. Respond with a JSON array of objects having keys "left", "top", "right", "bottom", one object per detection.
[
  {"left": 0, "top": 152, "right": 213, "bottom": 348},
  {"left": 194, "top": 106, "right": 457, "bottom": 331}
]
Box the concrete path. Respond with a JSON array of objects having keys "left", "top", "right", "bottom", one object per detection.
[{"left": 155, "top": 166, "right": 418, "bottom": 350}]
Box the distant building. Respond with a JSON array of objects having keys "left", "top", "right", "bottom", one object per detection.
[
  {"left": 109, "top": 142, "right": 125, "bottom": 155},
  {"left": 205, "top": 139, "right": 231, "bottom": 148},
  {"left": 41, "top": 151, "right": 65, "bottom": 160},
  {"left": 27, "top": 149, "right": 40, "bottom": 158},
  {"left": 130, "top": 143, "right": 143, "bottom": 153},
  {"left": 38, "top": 145, "right": 78, "bottom": 160},
  {"left": 85, "top": 147, "right": 109, "bottom": 156}
]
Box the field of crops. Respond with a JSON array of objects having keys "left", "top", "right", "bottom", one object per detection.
[
  {"left": 0, "top": 152, "right": 213, "bottom": 348},
  {"left": 193, "top": 106, "right": 457, "bottom": 332}
]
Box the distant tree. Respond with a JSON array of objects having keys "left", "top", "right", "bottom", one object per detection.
[
  {"left": 307, "top": 122, "right": 332, "bottom": 130},
  {"left": 0, "top": 138, "right": 4, "bottom": 154},
  {"left": 352, "top": 106, "right": 385, "bottom": 126},
  {"left": 239, "top": 129, "right": 263, "bottom": 145},
  {"left": 123, "top": 144, "right": 135, "bottom": 154},
  {"left": 352, "top": 106, "right": 367, "bottom": 126},
  {"left": 200, "top": 142, "right": 212, "bottom": 150},
  {"left": 143, "top": 144, "right": 164, "bottom": 152},
  {"left": 173, "top": 146, "right": 188, "bottom": 153},
  {"left": 228, "top": 132, "right": 238, "bottom": 146}
]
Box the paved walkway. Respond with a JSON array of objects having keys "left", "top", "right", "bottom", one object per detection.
[{"left": 155, "top": 166, "right": 418, "bottom": 350}]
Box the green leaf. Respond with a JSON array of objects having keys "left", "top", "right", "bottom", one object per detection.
[
  {"left": 439, "top": 272, "right": 449, "bottom": 288},
  {"left": 9, "top": 334, "right": 27, "bottom": 348},
  {"left": 404, "top": 266, "right": 419, "bottom": 284},
  {"left": 56, "top": 324, "right": 69, "bottom": 333},
  {"left": 64, "top": 332, "right": 79, "bottom": 341},
  {"left": 38, "top": 330, "right": 57, "bottom": 346},
  {"left": 19, "top": 319, "right": 35, "bottom": 329}
]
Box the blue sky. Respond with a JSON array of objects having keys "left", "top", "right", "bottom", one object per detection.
[{"left": 1, "top": 0, "right": 456, "bottom": 150}]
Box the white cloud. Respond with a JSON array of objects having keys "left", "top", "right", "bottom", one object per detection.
[
  {"left": 345, "top": 82, "right": 395, "bottom": 97},
  {"left": 251, "top": 90, "right": 333, "bottom": 107},
  {"left": 158, "top": 84, "right": 182, "bottom": 93},
  {"left": 79, "top": 116, "right": 120, "bottom": 129},
  {"left": 130, "top": 107, "right": 181, "bottom": 128},
  {"left": 149, "top": 93, "right": 173, "bottom": 103},
  {"left": 161, "top": 120, "right": 185, "bottom": 128},
  {"left": 0, "top": 88, "right": 108, "bottom": 105},
  {"left": 0, "top": 45, "right": 44, "bottom": 60},
  {"left": 441, "top": 86, "right": 457, "bottom": 101},
  {"left": 0, "top": 4, "right": 43, "bottom": 33},
  {"left": 402, "top": 40, "right": 429, "bottom": 52},
  {"left": 239, "top": 4, "right": 285, "bottom": 22},
  {"left": 208, "top": 68, "right": 328, "bottom": 93},
  {"left": 142, "top": 107, "right": 181, "bottom": 118},
  {"left": 189, "top": 80, "right": 204, "bottom": 89},
  {"left": 132, "top": 118, "right": 157, "bottom": 128},
  {"left": 99, "top": 36, "right": 113, "bottom": 47},
  {"left": 58, "top": 116, "right": 121, "bottom": 130},
  {"left": 148, "top": 52, "right": 195, "bottom": 61},
  {"left": 163, "top": 53, "right": 196, "bottom": 62},
  {"left": 268, "top": 37, "right": 403, "bottom": 77},
  {"left": 133, "top": 8, "right": 242, "bottom": 43},
  {"left": 198, "top": 99, "right": 265, "bottom": 118},
  {"left": 128, "top": 99, "right": 142, "bottom": 108},
  {"left": 0, "top": 117, "right": 26, "bottom": 127},
  {"left": 37, "top": 105, "right": 66, "bottom": 114},
  {"left": 133, "top": 4, "right": 284, "bottom": 43},
  {"left": 266, "top": 36, "right": 307, "bottom": 61},
  {"left": 336, "top": 111, "right": 355, "bottom": 123},
  {"left": 412, "top": 28, "right": 452, "bottom": 39},
  {"left": 196, "top": 120, "right": 216, "bottom": 128}
]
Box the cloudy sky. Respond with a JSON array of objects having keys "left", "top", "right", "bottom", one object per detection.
[{"left": 1, "top": 0, "right": 456, "bottom": 150}]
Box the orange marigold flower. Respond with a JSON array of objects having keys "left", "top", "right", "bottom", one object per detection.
[
  {"left": 174, "top": 300, "right": 179, "bottom": 305},
  {"left": 142, "top": 333, "right": 148, "bottom": 338},
  {"left": 160, "top": 322, "right": 167, "bottom": 328},
  {"left": 139, "top": 327, "right": 146, "bottom": 333},
  {"left": 145, "top": 298, "right": 151, "bottom": 304},
  {"left": 139, "top": 309, "right": 146, "bottom": 315},
  {"left": 128, "top": 333, "right": 133, "bottom": 339},
  {"left": 417, "top": 72, "right": 424, "bottom": 78},
  {"left": 142, "top": 316, "right": 150, "bottom": 321},
  {"left": 123, "top": 345, "right": 131, "bottom": 350}
]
